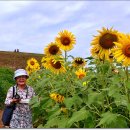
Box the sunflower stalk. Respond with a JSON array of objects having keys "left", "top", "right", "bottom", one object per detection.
[
  {"left": 125, "top": 67, "right": 130, "bottom": 105},
  {"left": 64, "top": 51, "right": 67, "bottom": 62},
  {"left": 125, "top": 67, "right": 129, "bottom": 81},
  {"left": 102, "top": 55, "right": 105, "bottom": 64}
]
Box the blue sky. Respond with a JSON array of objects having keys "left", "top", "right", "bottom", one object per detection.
[{"left": 0, "top": 1, "right": 130, "bottom": 58}]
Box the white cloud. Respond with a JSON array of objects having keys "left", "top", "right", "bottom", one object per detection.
[
  {"left": 0, "top": 1, "right": 31, "bottom": 15},
  {"left": 0, "top": 1, "right": 130, "bottom": 58}
]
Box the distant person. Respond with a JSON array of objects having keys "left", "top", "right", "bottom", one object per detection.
[
  {"left": 16, "top": 49, "right": 19, "bottom": 52},
  {"left": 4, "top": 69, "right": 35, "bottom": 128}
]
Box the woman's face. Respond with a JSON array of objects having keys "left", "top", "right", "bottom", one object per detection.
[{"left": 15, "top": 75, "right": 27, "bottom": 86}]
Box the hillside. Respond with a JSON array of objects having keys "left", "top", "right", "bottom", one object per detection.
[{"left": 0, "top": 51, "right": 43, "bottom": 70}]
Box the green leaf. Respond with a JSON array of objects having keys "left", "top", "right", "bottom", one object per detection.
[
  {"left": 88, "top": 92, "right": 104, "bottom": 105},
  {"left": 37, "top": 124, "right": 44, "bottom": 128},
  {"left": 84, "top": 116, "right": 96, "bottom": 128},
  {"left": 108, "top": 85, "right": 121, "bottom": 98},
  {"left": 44, "top": 117, "right": 59, "bottom": 128},
  {"left": 40, "top": 97, "right": 50, "bottom": 105},
  {"left": 97, "top": 111, "right": 119, "bottom": 127},
  {"left": 64, "top": 97, "right": 74, "bottom": 108},
  {"left": 67, "top": 108, "right": 88, "bottom": 127},
  {"left": 41, "top": 99, "right": 53, "bottom": 109},
  {"left": 115, "top": 95, "right": 128, "bottom": 106},
  {"left": 30, "top": 96, "right": 39, "bottom": 106},
  {"left": 48, "top": 108, "right": 61, "bottom": 119},
  {"left": 57, "top": 116, "right": 69, "bottom": 128},
  {"left": 125, "top": 81, "right": 130, "bottom": 89},
  {"left": 85, "top": 56, "right": 94, "bottom": 60},
  {"left": 106, "top": 116, "right": 128, "bottom": 128},
  {"left": 72, "top": 95, "right": 83, "bottom": 106},
  {"left": 127, "top": 103, "right": 130, "bottom": 111}
]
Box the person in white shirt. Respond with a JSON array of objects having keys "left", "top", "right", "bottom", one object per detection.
[{"left": 4, "top": 69, "right": 35, "bottom": 128}]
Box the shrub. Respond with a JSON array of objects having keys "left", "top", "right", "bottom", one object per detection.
[{"left": 0, "top": 67, "right": 15, "bottom": 109}]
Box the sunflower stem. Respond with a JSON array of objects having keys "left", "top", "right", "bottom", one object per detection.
[
  {"left": 125, "top": 67, "right": 129, "bottom": 81},
  {"left": 124, "top": 66, "right": 130, "bottom": 120},
  {"left": 102, "top": 55, "right": 105, "bottom": 64},
  {"left": 125, "top": 67, "right": 130, "bottom": 104},
  {"left": 65, "top": 51, "right": 67, "bottom": 62}
]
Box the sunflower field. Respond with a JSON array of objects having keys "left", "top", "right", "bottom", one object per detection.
[{"left": 26, "top": 28, "right": 130, "bottom": 128}]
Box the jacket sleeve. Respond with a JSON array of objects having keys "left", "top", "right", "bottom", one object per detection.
[{"left": 4, "top": 87, "right": 13, "bottom": 105}]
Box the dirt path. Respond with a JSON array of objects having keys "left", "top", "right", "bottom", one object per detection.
[{"left": 0, "top": 110, "right": 3, "bottom": 128}]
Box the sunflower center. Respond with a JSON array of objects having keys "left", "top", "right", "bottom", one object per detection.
[
  {"left": 51, "top": 61, "right": 61, "bottom": 69},
  {"left": 27, "top": 67, "right": 31, "bottom": 71},
  {"left": 61, "top": 37, "right": 70, "bottom": 46},
  {"left": 49, "top": 45, "right": 59, "bottom": 55},
  {"left": 79, "top": 74, "right": 85, "bottom": 79},
  {"left": 99, "top": 33, "right": 117, "bottom": 49},
  {"left": 123, "top": 44, "right": 130, "bottom": 57},
  {"left": 30, "top": 61, "right": 35, "bottom": 65},
  {"left": 75, "top": 59, "right": 83, "bottom": 64}
]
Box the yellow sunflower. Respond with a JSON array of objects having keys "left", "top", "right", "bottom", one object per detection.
[
  {"left": 91, "top": 27, "right": 119, "bottom": 61},
  {"left": 50, "top": 93, "right": 64, "bottom": 103},
  {"left": 55, "top": 30, "right": 76, "bottom": 51},
  {"left": 41, "top": 56, "right": 48, "bottom": 67},
  {"left": 35, "top": 65, "right": 40, "bottom": 71},
  {"left": 44, "top": 42, "right": 62, "bottom": 56},
  {"left": 27, "top": 58, "right": 39, "bottom": 69},
  {"left": 90, "top": 45, "right": 100, "bottom": 59},
  {"left": 43, "top": 56, "right": 66, "bottom": 74},
  {"left": 26, "top": 64, "right": 40, "bottom": 75},
  {"left": 112, "top": 33, "right": 130, "bottom": 66},
  {"left": 72, "top": 57, "right": 86, "bottom": 68},
  {"left": 75, "top": 68, "right": 86, "bottom": 79},
  {"left": 25, "top": 65, "right": 33, "bottom": 75},
  {"left": 91, "top": 45, "right": 114, "bottom": 62}
]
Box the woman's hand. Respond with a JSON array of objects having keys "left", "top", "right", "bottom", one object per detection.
[{"left": 11, "top": 98, "right": 21, "bottom": 103}]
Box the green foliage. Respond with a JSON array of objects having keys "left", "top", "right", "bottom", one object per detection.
[
  {"left": 28, "top": 58, "right": 130, "bottom": 128},
  {"left": 67, "top": 108, "right": 89, "bottom": 127},
  {"left": 97, "top": 111, "right": 128, "bottom": 128},
  {"left": 0, "top": 67, "right": 15, "bottom": 109}
]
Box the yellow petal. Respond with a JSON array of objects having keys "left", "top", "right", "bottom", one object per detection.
[
  {"left": 114, "top": 42, "right": 123, "bottom": 48},
  {"left": 116, "top": 55, "right": 125, "bottom": 62}
]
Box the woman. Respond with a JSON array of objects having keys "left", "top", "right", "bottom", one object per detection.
[{"left": 4, "top": 69, "right": 35, "bottom": 128}]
